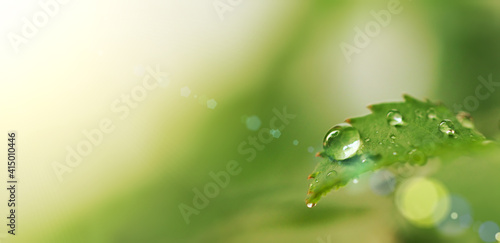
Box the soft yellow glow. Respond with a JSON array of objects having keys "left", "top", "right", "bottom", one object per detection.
[{"left": 395, "top": 177, "right": 450, "bottom": 227}]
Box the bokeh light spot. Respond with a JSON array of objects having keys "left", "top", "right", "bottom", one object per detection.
[
  {"left": 270, "top": 129, "right": 281, "bottom": 138},
  {"left": 395, "top": 177, "right": 450, "bottom": 227},
  {"left": 479, "top": 221, "right": 500, "bottom": 242},
  {"left": 245, "top": 116, "right": 261, "bottom": 131},
  {"left": 369, "top": 169, "right": 396, "bottom": 196}
]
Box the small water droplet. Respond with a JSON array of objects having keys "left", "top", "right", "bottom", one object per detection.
[
  {"left": 315, "top": 179, "right": 318, "bottom": 183},
  {"left": 415, "top": 109, "right": 424, "bottom": 118},
  {"left": 322, "top": 123, "right": 361, "bottom": 160},
  {"left": 327, "top": 171, "right": 336, "bottom": 177},
  {"left": 353, "top": 178, "right": 359, "bottom": 184},
  {"left": 456, "top": 111, "right": 474, "bottom": 129},
  {"left": 408, "top": 149, "right": 427, "bottom": 165},
  {"left": 387, "top": 109, "right": 406, "bottom": 126},
  {"left": 293, "top": 139, "right": 299, "bottom": 146},
  {"left": 306, "top": 202, "right": 316, "bottom": 208},
  {"left": 392, "top": 152, "right": 397, "bottom": 155},
  {"left": 365, "top": 138, "right": 371, "bottom": 142},
  {"left": 427, "top": 108, "right": 437, "bottom": 120},
  {"left": 439, "top": 119, "right": 456, "bottom": 136}
]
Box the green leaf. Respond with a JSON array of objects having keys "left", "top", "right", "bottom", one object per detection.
[{"left": 306, "top": 95, "right": 489, "bottom": 208}]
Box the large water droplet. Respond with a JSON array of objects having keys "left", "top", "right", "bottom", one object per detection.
[
  {"left": 322, "top": 123, "right": 361, "bottom": 160},
  {"left": 427, "top": 108, "right": 437, "bottom": 120},
  {"left": 408, "top": 149, "right": 427, "bottom": 165},
  {"left": 439, "top": 119, "right": 456, "bottom": 136},
  {"left": 456, "top": 111, "right": 474, "bottom": 129},
  {"left": 387, "top": 109, "right": 406, "bottom": 126},
  {"left": 306, "top": 202, "right": 316, "bottom": 208},
  {"left": 353, "top": 177, "right": 359, "bottom": 184}
]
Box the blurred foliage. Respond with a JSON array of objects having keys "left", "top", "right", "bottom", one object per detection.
[{"left": 32, "top": 0, "right": 500, "bottom": 242}]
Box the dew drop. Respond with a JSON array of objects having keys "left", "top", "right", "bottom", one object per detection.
[
  {"left": 327, "top": 171, "right": 336, "bottom": 177},
  {"left": 456, "top": 111, "right": 474, "bottom": 129},
  {"left": 365, "top": 138, "right": 371, "bottom": 142},
  {"left": 322, "top": 123, "right": 361, "bottom": 160},
  {"left": 408, "top": 149, "right": 427, "bottom": 165},
  {"left": 439, "top": 119, "right": 456, "bottom": 136},
  {"left": 361, "top": 155, "right": 368, "bottom": 163},
  {"left": 387, "top": 109, "right": 406, "bottom": 126},
  {"left": 353, "top": 178, "right": 359, "bottom": 184},
  {"left": 392, "top": 152, "right": 397, "bottom": 155},
  {"left": 427, "top": 108, "right": 437, "bottom": 120},
  {"left": 306, "top": 202, "right": 316, "bottom": 208},
  {"left": 415, "top": 109, "right": 424, "bottom": 118}
]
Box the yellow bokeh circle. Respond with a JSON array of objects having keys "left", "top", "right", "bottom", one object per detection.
[{"left": 395, "top": 177, "right": 450, "bottom": 227}]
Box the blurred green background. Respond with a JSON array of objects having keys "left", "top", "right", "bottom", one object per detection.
[{"left": 1, "top": 0, "right": 500, "bottom": 242}]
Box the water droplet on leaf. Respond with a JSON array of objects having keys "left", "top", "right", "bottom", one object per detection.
[
  {"left": 439, "top": 119, "right": 456, "bottom": 136},
  {"left": 427, "top": 108, "right": 437, "bottom": 120},
  {"left": 322, "top": 123, "right": 361, "bottom": 160},
  {"left": 327, "top": 171, "right": 336, "bottom": 177},
  {"left": 306, "top": 202, "right": 316, "bottom": 208},
  {"left": 415, "top": 109, "right": 424, "bottom": 118},
  {"left": 387, "top": 109, "right": 406, "bottom": 126}
]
